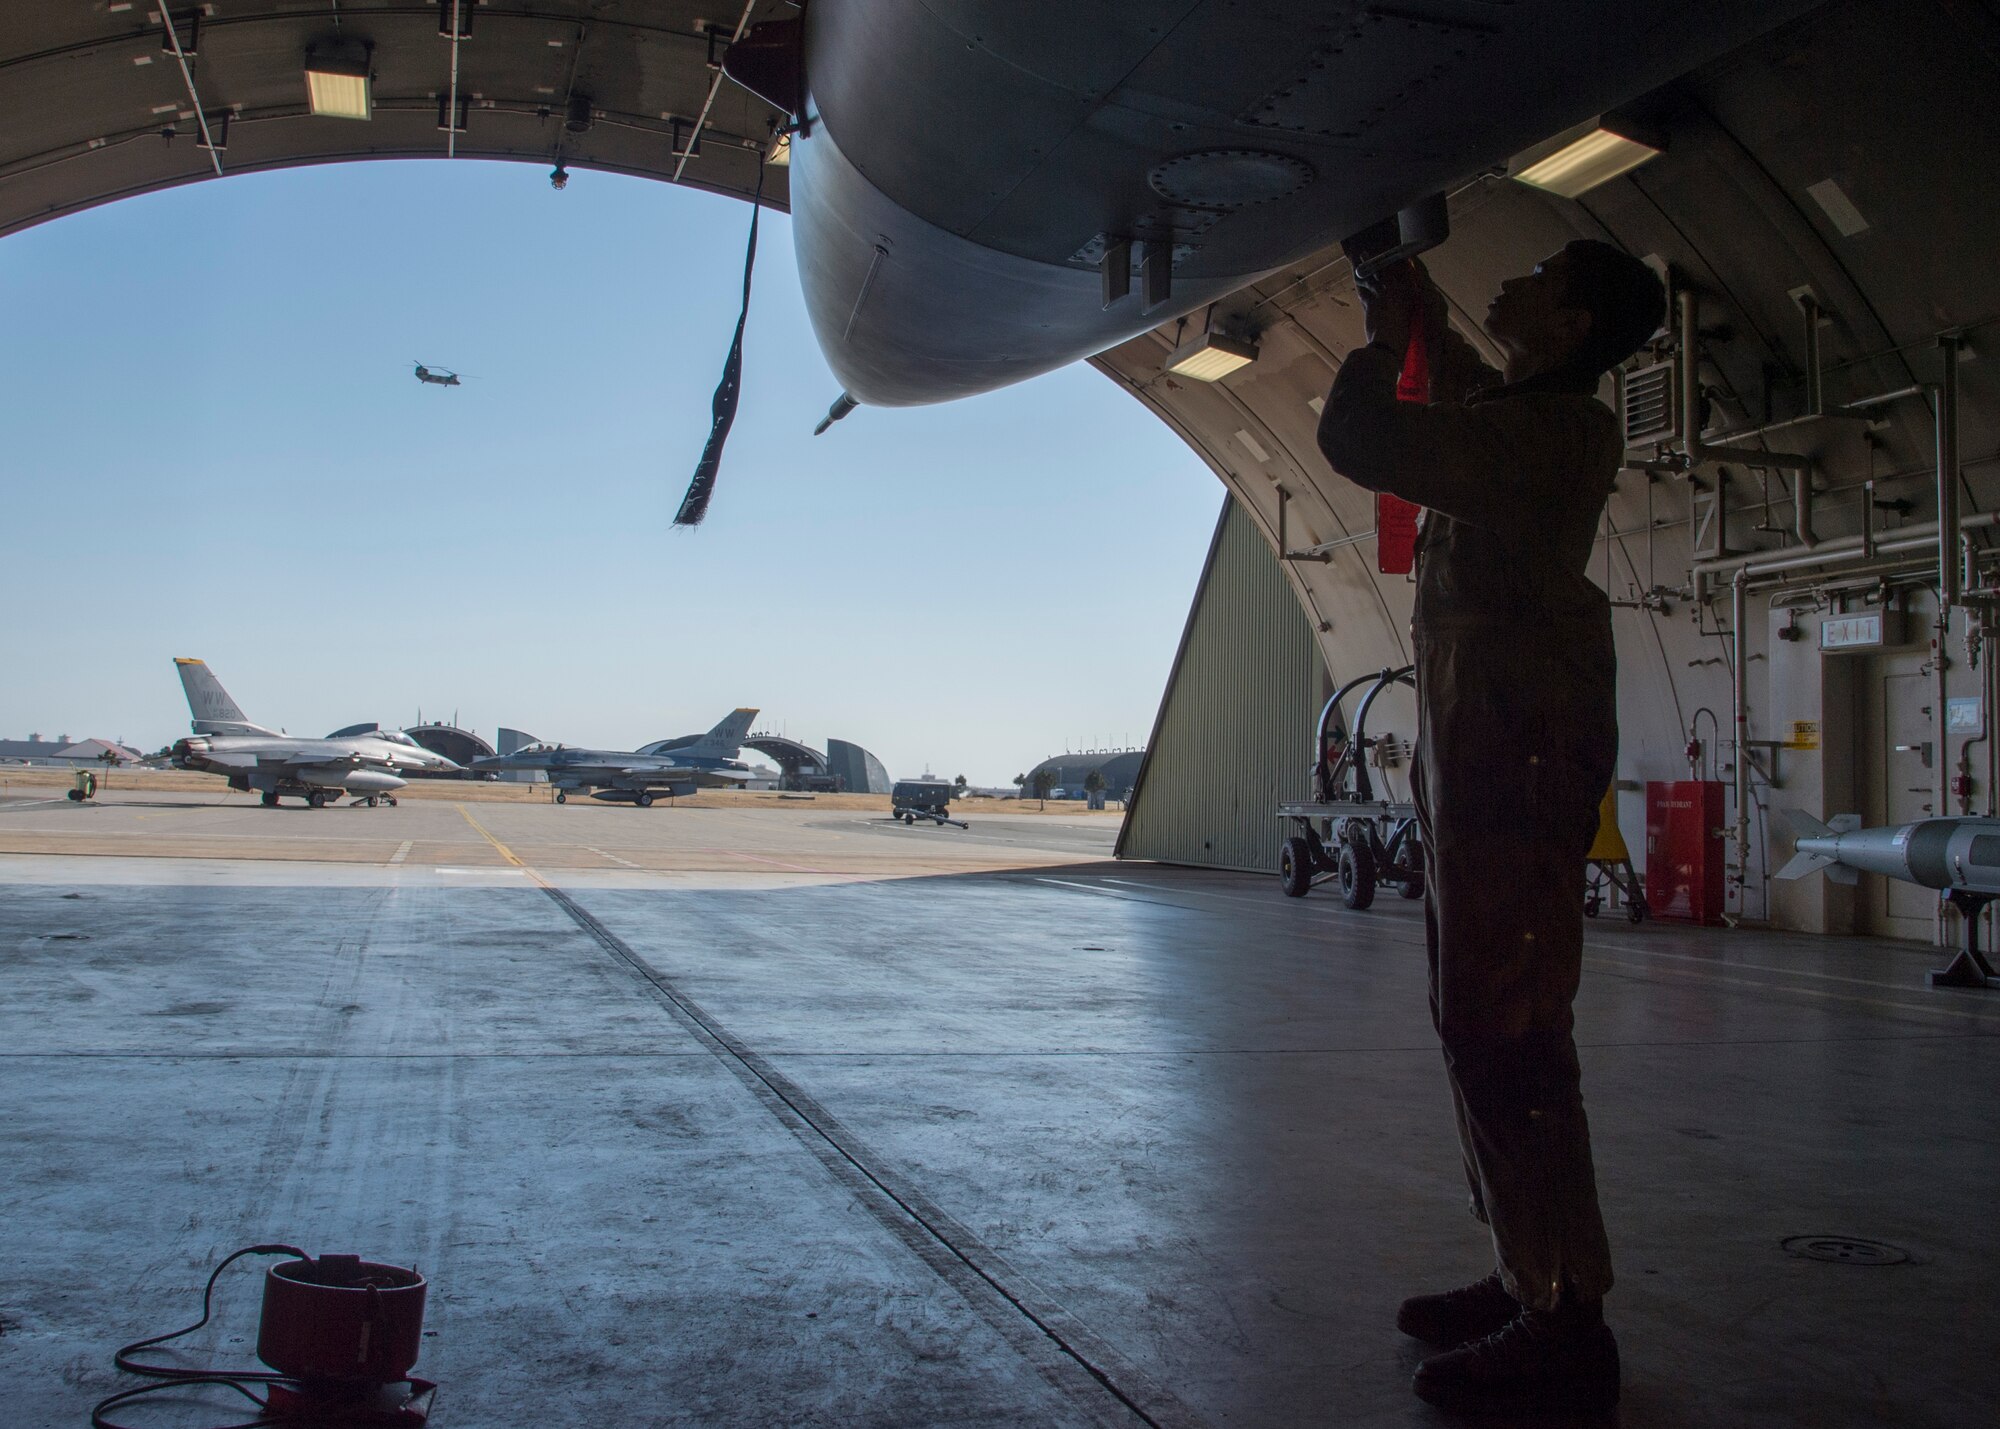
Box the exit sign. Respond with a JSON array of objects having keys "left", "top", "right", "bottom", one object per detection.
[{"left": 1821, "top": 611, "right": 1905, "bottom": 651}]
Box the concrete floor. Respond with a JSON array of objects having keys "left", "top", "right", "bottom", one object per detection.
[{"left": 3, "top": 795, "right": 1998, "bottom": 1426}]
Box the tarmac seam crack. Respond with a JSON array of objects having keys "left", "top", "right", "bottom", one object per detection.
[{"left": 539, "top": 881, "right": 1209, "bottom": 1429}]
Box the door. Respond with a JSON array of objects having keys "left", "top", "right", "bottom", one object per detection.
[{"left": 1859, "top": 658, "right": 1936, "bottom": 938}]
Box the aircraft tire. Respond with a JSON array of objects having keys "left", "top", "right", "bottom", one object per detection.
[
  {"left": 555, "top": 791, "right": 566, "bottom": 804},
  {"left": 364, "top": 796, "right": 378, "bottom": 808},
  {"left": 261, "top": 790, "right": 279, "bottom": 808},
  {"left": 636, "top": 792, "right": 654, "bottom": 808},
  {"left": 307, "top": 790, "right": 327, "bottom": 809},
  {"left": 67, "top": 789, "right": 83, "bottom": 802}
]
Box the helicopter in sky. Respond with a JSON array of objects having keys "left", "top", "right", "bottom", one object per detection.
[{"left": 412, "top": 361, "right": 465, "bottom": 387}]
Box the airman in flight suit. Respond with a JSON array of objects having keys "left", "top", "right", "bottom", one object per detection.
[{"left": 1317, "top": 240, "right": 1666, "bottom": 1416}]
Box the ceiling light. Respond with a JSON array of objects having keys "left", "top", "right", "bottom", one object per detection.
[
  {"left": 1509, "top": 117, "right": 1660, "bottom": 198},
  {"left": 304, "top": 43, "right": 372, "bottom": 120},
  {"left": 1166, "top": 330, "right": 1258, "bottom": 382}
]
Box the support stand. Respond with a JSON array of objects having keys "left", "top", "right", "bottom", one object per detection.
[{"left": 1929, "top": 889, "right": 2000, "bottom": 988}]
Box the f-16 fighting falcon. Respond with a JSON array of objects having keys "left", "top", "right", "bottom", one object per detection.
[
  {"left": 168, "top": 658, "right": 459, "bottom": 808},
  {"left": 471, "top": 708, "right": 757, "bottom": 806}
]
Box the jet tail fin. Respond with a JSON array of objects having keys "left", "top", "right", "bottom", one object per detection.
[
  {"left": 174, "top": 658, "right": 278, "bottom": 736},
  {"left": 683, "top": 707, "right": 759, "bottom": 759}
]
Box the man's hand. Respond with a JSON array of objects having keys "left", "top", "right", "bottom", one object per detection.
[{"left": 1357, "top": 258, "right": 1450, "bottom": 357}]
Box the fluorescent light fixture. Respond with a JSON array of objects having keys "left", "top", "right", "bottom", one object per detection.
[
  {"left": 304, "top": 44, "right": 372, "bottom": 120},
  {"left": 1166, "top": 330, "right": 1258, "bottom": 382},
  {"left": 767, "top": 132, "right": 792, "bottom": 167},
  {"left": 1509, "top": 117, "right": 1660, "bottom": 198}
]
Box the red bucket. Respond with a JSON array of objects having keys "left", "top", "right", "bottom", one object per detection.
[{"left": 257, "top": 1254, "right": 427, "bottom": 1383}]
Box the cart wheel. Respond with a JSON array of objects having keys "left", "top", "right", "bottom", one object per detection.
[
  {"left": 1279, "top": 836, "right": 1314, "bottom": 898},
  {"left": 1338, "top": 843, "right": 1376, "bottom": 910},
  {"left": 636, "top": 792, "right": 654, "bottom": 808},
  {"left": 1585, "top": 893, "right": 1601, "bottom": 918},
  {"left": 307, "top": 790, "right": 327, "bottom": 809},
  {"left": 67, "top": 789, "right": 83, "bottom": 801},
  {"left": 555, "top": 791, "right": 566, "bottom": 804},
  {"left": 1628, "top": 897, "right": 1647, "bottom": 924},
  {"left": 1398, "top": 868, "right": 1425, "bottom": 900},
  {"left": 387, "top": 797, "right": 398, "bottom": 807}
]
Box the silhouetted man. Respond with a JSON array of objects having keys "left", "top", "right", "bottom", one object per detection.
[{"left": 1317, "top": 240, "right": 1666, "bottom": 1415}]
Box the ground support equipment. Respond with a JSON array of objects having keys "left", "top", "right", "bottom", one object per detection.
[{"left": 1276, "top": 665, "right": 1422, "bottom": 907}]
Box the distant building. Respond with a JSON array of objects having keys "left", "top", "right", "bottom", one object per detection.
[
  {"left": 825, "top": 739, "right": 892, "bottom": 794},
  {"left": 0, "top": 736, "right": 141, "bottom": 767},
  {"left": 495, "top": 728, "right": 546, "bottom": 783},
  {"left": 1021, "top": 749, "right": 1145, "bottom": 804},
  {"left": 405, "top": 723, "right": 497, "bottom": 779}
]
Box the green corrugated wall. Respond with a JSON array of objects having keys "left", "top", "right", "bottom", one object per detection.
[{"left": 1117, "top": 494, "right": 1329, "bottom": 873}]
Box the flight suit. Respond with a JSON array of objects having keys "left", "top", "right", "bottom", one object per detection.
[{"left": 1317, "top": 332, "right": 1619, "bottom": 1311}]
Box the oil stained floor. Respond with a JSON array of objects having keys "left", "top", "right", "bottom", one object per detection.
[{"left": 3, "top": 813, "right": 1999, "bottom": 1427}]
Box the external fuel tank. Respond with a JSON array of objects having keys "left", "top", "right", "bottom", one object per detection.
[{"left": 762, "top": 0, "right": 1823, "bottom": 408}]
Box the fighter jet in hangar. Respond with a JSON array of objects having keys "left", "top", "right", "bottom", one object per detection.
[
  {"left": 471, "top": 709, "right": 759, "bottom": 806},
  {"left": 719, "top": 0, "right": 1823, "bottom": 411},
  {"left": 168, "top": 658, "right": 459, "bottom": 807}
]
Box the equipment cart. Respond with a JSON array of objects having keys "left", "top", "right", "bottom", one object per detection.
[
  {"left": 890, "top": 779, "right": 968, "bottom": 829},
  {"left": 1276, "top": 666, "right": 1424, "bottom": 908}
]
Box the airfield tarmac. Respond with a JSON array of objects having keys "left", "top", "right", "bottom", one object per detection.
[{"left": 4, "top": 787, "right": 2000, "bottom": 1427}]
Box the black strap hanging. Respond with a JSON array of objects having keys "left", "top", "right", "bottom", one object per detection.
[{"left": 674, "top": 156, "right": 765, "bottom": 527}]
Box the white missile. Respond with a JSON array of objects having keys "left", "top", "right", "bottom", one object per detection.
[{"left": 1779, "top": 811, "right": 2000, "bottom": 895}]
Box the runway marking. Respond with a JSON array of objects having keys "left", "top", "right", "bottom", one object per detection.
[
  {"left": 582, "top": 845, "right": 640, "bottom": 870},
  {"left": 437, "top": 867, "right": 526, "bottom": 877},
  {"left": 454, "top": 804, "right": 525, "bottom": 868},
  {"left": 388, "top": 840, "right": 412, "bottom": 866}
]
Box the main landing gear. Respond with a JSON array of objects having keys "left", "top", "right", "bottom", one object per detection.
[{"left": 261, "top": 790, "right": 280, "bottom": 808}]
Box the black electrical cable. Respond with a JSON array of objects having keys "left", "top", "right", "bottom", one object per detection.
[
  {"left": 673, "top": 151, "right": 766, "bottom": 527},
  {"left": 89, "top": 1242, "right": 431, "bottom": 1429}
]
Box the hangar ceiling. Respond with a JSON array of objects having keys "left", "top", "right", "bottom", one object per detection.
[
  {"left": 1091, "top": 0, "right": 2000, "bottom": 930},
  {"left": 0, "top": 1, "right": 790, "bottom": 237}
]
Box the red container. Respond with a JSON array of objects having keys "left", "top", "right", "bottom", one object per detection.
[
  {"left": 258, "top": 1254, "right": 426, "bottom": 1383},
  {"left": 1645, "top": 781, "right": 1726, "bottom": 924}
]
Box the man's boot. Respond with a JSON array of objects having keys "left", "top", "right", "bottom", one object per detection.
[
  {"left": 1395, "top": 1272, "right": 1520, "bottom": 1348},
  {"left": 1411, "top": 1298, "right": 1619, "bottom": 1415}
]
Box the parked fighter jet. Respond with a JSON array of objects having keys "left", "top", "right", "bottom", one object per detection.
[
  {"left": 168, "top": 658, "right": 459, "bottom": 807},
  {"left": 471, "top": 708, "right": 758, "bottom": 806}
]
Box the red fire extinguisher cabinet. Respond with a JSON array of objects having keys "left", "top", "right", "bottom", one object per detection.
[{"left": 1645, "top": 781, "right": 1726, "bottom": 925}]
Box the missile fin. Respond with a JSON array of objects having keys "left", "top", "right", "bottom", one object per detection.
[
  {"left": 1782, "top": 808, "right": 1831, "bottom": 839},
  {"left": 1828, "top": 813, "right": 1863, "bottom": 834},
  {"left": 1777, "top": 849, "right": 1834, "bottom": 881}
]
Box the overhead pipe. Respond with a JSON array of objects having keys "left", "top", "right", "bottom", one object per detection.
[
  {"left": 1692, "top": 511, "right": 2000, "bottom": 593},
  {"left": 1730, "top": 566, "right": 1752, "bottom": 915},
  {"left": 1938, "top": 336, "right": 1963, "bottom": 611},
  {"left": 1677, "top": 290, "right": 1817, "bottom": 548}
]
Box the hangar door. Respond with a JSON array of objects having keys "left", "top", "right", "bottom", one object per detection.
[{"left": 1118, "top": 495, "right": 1329, "bottom": 873}]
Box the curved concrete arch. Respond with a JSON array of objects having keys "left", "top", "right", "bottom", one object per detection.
[{"left": 0, "top": 3, "right": 786, "bottom": 239}]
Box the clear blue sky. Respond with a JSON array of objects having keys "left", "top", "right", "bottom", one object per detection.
[{"left": 0, "top": 160, "right": 1223, "bottom": 785}]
